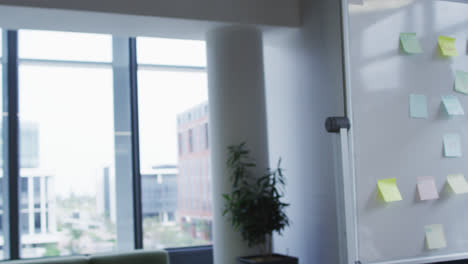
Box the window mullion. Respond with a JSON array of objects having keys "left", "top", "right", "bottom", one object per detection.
[
  {"left": 111, "top": 36, "right": 142, "bottom": 251},
  {"left": 129, "top": 37, "right": 143, "bottom": 250},
  {"left": 4, "top": 30, "right": 20, "bottom": 260}
]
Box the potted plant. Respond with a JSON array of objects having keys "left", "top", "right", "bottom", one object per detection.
[{"left": 223, "top": 142, "right": 298, "bottom": 264}]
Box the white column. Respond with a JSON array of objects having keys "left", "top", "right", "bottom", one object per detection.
[
  {"left": 206, "top": 25, "right": 269, "bottom": 264},
  {"left": 112, "top": 36, "right": 135, "bottom": 251}
]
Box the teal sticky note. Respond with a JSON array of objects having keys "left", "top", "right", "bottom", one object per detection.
[
  {"left": 444, "top": 134, "right": 462, "bottom": 157},
  {"left": 442, "top": 95, "right": 464, "bottom": 116},
  {"left": 454, "top": 70, "right": 468, "bottom": 95},
  {"left": 409, "top": 94, "right": 428, "bottom": 119},
  {"left": 400, "top": 33, "right": 423, "bottom": 54}
]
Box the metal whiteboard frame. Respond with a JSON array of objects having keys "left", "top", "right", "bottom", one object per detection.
[
  {"left": 337, "top": 0, "right": 468, "bottom": 263},
  {"left": 337, "top": 0, "right": 359, "bottom": 263}
]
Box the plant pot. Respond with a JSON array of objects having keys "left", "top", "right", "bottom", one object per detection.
[{"left": 238, "top": 253, "right": 298, "bottom": 264}]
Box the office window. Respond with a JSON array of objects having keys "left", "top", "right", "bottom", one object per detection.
[
  {"left": 188, "top": 129, "right": 194, "bottom": 153},
  {"left": 34, "top": 212, "right": 41, "bottom": 234},
  {"left": 0, "top": 29, "right": 2, "bottom": 58},
  {"left": 177, "top": 133, "right": 183, "bottom": 155},
  {"left": 204, "top": 123, "right": 209, "bottom": 150},
  {"left": 33, "top": 177, "right": 40, "bottom": 209},
  {"left": 137, "top": 37, "right": 206, "bottom": 67},
  {"left": 19, "top": 30, "right": 111, "bottom": 62},
  {"left": 0, "top": 28, "right": 5, "bottom": 260},
  {"left": 137, "top": 37, "right": 212, "bottom": 249},
  {"left": 21, "top": 212, "right": 29, "bottom": 233},
  {"left": 20, "top": 177, "right": 28, "bottom": 209},
  {"left": 46, "top": 212, "right": 49, "bottom": 232},
  {"left": 18, "top": 30, "right": 121, "bottom": 258}
]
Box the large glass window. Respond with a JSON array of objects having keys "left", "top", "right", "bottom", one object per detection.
[
  {"left": 18, "top": 30, "right": 118, "bottom": 258},
  {"left": 0, "top": 28, "right": 5, "bottom": 260},
  {"left": 19, "top": 30, "right": 111, "bottom": 62},
  {"left": 0, "top": 29, "right": 211, "bottom": 260},
  {"left": 137, "top": 37, "right": 205, "bottom": 67},
  {"left": 137, "top": 37, "right": 212, "bottom": 249}
]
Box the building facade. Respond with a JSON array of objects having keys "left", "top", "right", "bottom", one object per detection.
[
  {"left": 99, "top": 165, "right": 178, "bottom": 225},
  {"left": 0, "top": 122, "right": 57, "bottom": 258},
  {"left": 19, "top": 169, "right": 57, "bottom": 258},
  {"left": 141, "top": 165, "right": 178, "bottom": 224},
  {"left": 176, "top": 102, "right": 212, "bottom": 241}
]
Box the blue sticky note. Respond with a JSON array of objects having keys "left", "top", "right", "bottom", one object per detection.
[
  {"left": 444, "top": 134, "right": 462, "bottom": 157},
  {"left": 409, "top": 94, "right": 428, "bottom": 119},
  {"left": 442, "top": 95, "right": 464, "bottom": 116}
]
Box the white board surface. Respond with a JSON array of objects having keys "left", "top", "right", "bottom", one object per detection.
[{"left": 347, "top": 0, "right": 468, "bottom": 263}]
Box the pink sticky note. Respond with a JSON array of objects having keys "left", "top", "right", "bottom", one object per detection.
[{"left": 417, "top": 176, "right": 439, "bottom": 200}]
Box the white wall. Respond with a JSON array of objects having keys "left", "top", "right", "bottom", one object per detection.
[
  {"left": 263, "top": 0, "right": 345, "bottom": 263},
  {"left": 0, "top": 0, "right": 300, "bottom": 28},
  {"left": 0, "top": 5, "right": 300, "bottom": 41}
]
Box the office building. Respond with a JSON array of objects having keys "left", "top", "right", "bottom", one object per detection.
[
  {"left": 97, "top": 167, "right": 116, "bottom": 223},
  {"left": 99, "top": 165, "right": 178, "bottom": 225},
  {"left": 18, "top": 169, "right": 57, "bottom": 258},
  {"left": 176, "top": 102, "right": 212, "bottom": 240},
  {"left": 141, "top": 165, "right": 178, "bottom": 224},
  {"left": 0, "top": 122, "right": 57, "bottom": 258}
]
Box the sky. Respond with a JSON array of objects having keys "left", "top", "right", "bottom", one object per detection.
[{"left": 11, "top": 30, "right": 207, "bottom": 197}]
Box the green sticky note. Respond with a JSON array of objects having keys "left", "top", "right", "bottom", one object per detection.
[
  {"left": 425, "top": 224, "right": 447, "bottom": 250},
  {"left": 454, "top": 70, "right": 468, "bottom": 95},
  {"left": 443, "top": 134, "right": 462, "bottom": 157},
  {"left": 442, "top": 95, "right": 464, "bottom": 116},
  {"left": 409, "top": 94, "right": 428, "bottom": 119},
  {"left": 400, "top": 33, "right": 423, "bottom": 54},
  {"left": 438, "top": 36, "right": 458, "bottom": 57},
  {"left": 377, "top": 178, "right": 403, "bottom": 202},
  {"left": 447, "top": 174, "right": 468, "bottom": 194}
]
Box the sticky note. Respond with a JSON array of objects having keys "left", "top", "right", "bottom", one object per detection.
[
  {"left": 438, "top": 36, "right": 458, "bottom": 57},
  {"left": 442, "top": 95, "right": 464, "bottom": 116},
  {"left": 377, "top": 178, "right": 403, "bottom": 202},
  {"left": 400, "top": 33, "right": 423, "bottom": 54},
  {"left": 417, "top": 176, "right": 439, "bottom": 200},
  {"left": 447, "top": 174, "right": 468, "bottom": 194},
  {"left": 425, "top": 224, "right": 447, "bottom": 250},
  {"left": 443, "top": 134, "right": 462, "bottom": 157},
  {"left": 409, "top": 94, "right": 428, "bottom": 119},
  {"left": 454, "top": 70, "right": 468, "bottom": 95}
]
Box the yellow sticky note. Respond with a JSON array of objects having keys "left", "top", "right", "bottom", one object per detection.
[
  {"left": 425, "top": 224, "right": 447, "bottom": 250},
  {"left": 447, "top": 174, "right": 468, "bottom": 194},
  {"left": 377, "top": 178, "right": 403, "bottom": 202},
  {"left": 438, "top": 36, "right": 458, "bottom": 57}
]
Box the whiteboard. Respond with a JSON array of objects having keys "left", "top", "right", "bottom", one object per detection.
[{"left": 345, "top": 0, "right": 468, "bottom": 263}]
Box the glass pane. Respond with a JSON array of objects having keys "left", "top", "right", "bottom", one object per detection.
[
  {"left": 0, "top": 64, "right": 5, "bottom": 260},
  {"left": 19, "top": 30, "right": 112, "bottom": 62},
  {"left": 138, "top": 69, "right": 212, "bottom": 249},
  {"left": 0, "top": 28, "right": 2, "bottom": 58},
  {"left": 137, "top": 37, "right": 206, "bottom": 67},
  {"left": 19, "top": 64, "right": 117, "bottom": 258}
]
